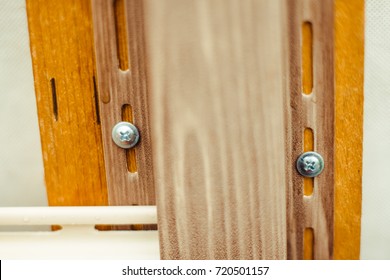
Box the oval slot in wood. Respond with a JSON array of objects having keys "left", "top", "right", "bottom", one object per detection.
[
  {"left": 50, "top": 78, "right": 58, "bottom": 121},
  {"left": 304, "top": 227, "right": 314, "bottom": 260},
  {"left": 92, "top": 76, "right": 101, "bottom": 124},
  {"left": 302, "top": 21, "right": 313, "bottom": 95},
  {"left": 122, "top": 104, "right": 137, "bottom": 173},
  {"left": 114, "top": 0, "right": 130, "bottom": 71},
  {"left": 304, "top": 128, "right": 314, "bottom": 196},
  {"left": 95, "top": 224, "right": 157, "bottom": 231}
]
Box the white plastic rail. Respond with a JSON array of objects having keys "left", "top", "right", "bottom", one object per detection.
[{"left": 0, "top": 206, "right": 160, "bottom": 259}]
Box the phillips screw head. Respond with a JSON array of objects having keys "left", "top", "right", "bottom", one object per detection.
[
  {"left": 296, "top": 151, "right": 324, "bottom": 177},
  {"left": 111, "top": 122, "right": 140, "bottom": 149}
]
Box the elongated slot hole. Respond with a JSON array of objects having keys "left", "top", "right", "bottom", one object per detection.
[
  {"left": 122, "top": 104, "right": 137, "bottom": 173},
  {"left": 50, "top": 78, "right": 58, "bottom": 121},
  {"left": 304, "top": 228, "right": 314, "bottom": 260},
  {"left": 302, "top": 21, "right": 313, "bottom": 94},
  {"left": 92, "top": 76, "right": 101, "bottom": 124},
  {"left": 114, "top": 0, "right": 129, "bottom": 70},
  {"left": 304, "top": 128, "right": 314, "bottom": 196},
  {"left": 95, "top": 224, "right": 157, "bottom": 231}
]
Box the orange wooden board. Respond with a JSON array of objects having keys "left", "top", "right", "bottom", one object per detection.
[
  {"left": 26, "top": 0, "right": 108, "bottom": 206},
  {"left": 334, "top": 0, "right": 364, "bottom": 260}
]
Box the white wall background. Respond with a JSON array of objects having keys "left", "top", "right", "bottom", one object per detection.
[
  {"left": 360, "top": 0, "right": 390, "bottom": 259},
  {"left": 0, "top": 1, "right": 47, "bottom": 207},
  {"left": 0, "top": 0, "right": 389, "bottom": 259}
]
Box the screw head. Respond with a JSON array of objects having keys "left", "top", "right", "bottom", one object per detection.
[
  {"left": 296, "top": 151, "right": 324, "bottom": 177},
  {"left": 111, "top": 122, "right": 140, "bottom": 149}
]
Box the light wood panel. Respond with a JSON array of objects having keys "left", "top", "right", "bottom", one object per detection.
[
  {"left": 334, "top": 0, "right": 364, "bottom": 260},
  {"left": 92, "top": 0, "right": 156, "bottom": 206},
  {"left": 145, "top": 0, "right": 288, "bottom": 259},
  {"left": 26, "top": 0, "right": 108, "bottom": 206}
]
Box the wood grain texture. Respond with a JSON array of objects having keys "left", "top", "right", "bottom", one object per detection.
[
  {"left": 145, "top": 0, "right": 288, "bottom": 259},
  {"left": 334, "top": 0, "right": 364, "bottom": 260},
  {"left": 92, "top": 0, "right": 156, "bottom": 206},
  {"left": 26, "top": 0, "right": 108, "bottom": 206},
  {"left": 285, "top": 0, "right": 334, "bottom": 259}
]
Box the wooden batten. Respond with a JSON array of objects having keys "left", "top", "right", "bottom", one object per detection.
[
  {"left": 92, "top": 0, "right": 156, "bottom": 206},
  {"left": 285, "top": 0, "right": 335, "bottom": 259},
  {"left": 334, "top": 0, "right": 364, "bottom": 260},
  {"left": 26, "top": 0, "right": 108, "bottom": 206}
]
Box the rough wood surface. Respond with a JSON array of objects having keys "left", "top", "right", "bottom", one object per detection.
[
  {"left": 26, "top": 0, "right": 108, "bottom": 206},
  {"left": 145, "top": 0, "right": 288, "bottom": 259},
  {"left": 285, "top": 0, "right": 334, "bottom": 259},
  {"left": 92, "top": 0, "right": 156, "bottom": 206},
  {"left": 334, "top": 0, "right": 364, "bottom": 260}
]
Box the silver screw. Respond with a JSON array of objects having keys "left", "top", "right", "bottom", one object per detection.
[
  {"left": 296, "top": 151, "right": 324, "bottom": 177},
  {"left": 111, "top": 122, "right": 140, "bottom": 149}
]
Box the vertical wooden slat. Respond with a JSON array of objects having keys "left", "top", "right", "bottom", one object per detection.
[
  {"left": 26, "top": 0, "right": 108, "bottom": 206},
  {"left": 145, "top": 0, "right": 288, "bottom": 259},
  {"left": 92, "top": 0, "right": 156, "bottom": 206},
  {"left": 334, "top": 0, "right": 364, "bottom": 260},
  {"left": 286, "top": 0, "right": 334, "bottom": 260}
]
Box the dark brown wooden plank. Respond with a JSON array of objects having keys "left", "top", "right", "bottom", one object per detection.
[
  {"left": 285, "top": 0, "right": 334, "bottom": 260},
  {"left": 92, "top": 0, "right": 156, "bottom": 206}
]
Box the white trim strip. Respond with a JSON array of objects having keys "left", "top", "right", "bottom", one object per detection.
[
  {"left": 0, "top": 206, "right": 157, "bottom": 225},
  {"left": 0, "top": 206, "right": 160, "bottom": 259}
]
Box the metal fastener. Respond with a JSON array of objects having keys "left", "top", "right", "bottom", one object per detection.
[
  {"left": 296, "top": 151, "right": 324, "bottom": 177},
  {"left": 111, "top": 121, "right": 140, "bottom": 149}
]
